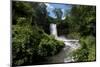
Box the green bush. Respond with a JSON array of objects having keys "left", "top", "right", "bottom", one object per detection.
[
  {"left": 71, "top": 36, "right": 96, "bottom": 62},
  {"left": 12, "top": 25, "right": 36, "bottom": 65},
  {"left": 12, "top": 23, "right": 64, "bottom": 66},
  {"left": 38, "top": 34, "right": 64, "bottom": 56}
]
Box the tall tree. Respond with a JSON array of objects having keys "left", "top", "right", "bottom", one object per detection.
[
  {"left": 53, "top": 8, "right": 63, "bottom": 23},
  {"left": 53, "top": 8, "right": 63, "bottom": 19},
  {"left": 65, "top": 5, "right": 96, "bottom": 37}
]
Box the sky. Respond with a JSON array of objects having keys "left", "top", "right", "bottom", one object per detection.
[{"left": 45, "top": 3, "right": 72, "bottom": 20}]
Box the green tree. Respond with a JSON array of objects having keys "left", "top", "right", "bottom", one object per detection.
[
  {"left": 53, "top": 8, "right": 63, "bottom": 23},
  {"left": 53, "top": 8, "right": 63, "bottom": 19},
  {"left": 65, "top": 5, "right": 96, "bottom": 62},
  {"left": 65, "top": 5, "right": 96, "bottom": 37}
]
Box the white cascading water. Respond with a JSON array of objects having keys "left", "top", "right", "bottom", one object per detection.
[
  {"left": 48, "top": 23, "right": 80, "bottom": 63},
  {"left": 50, "top": 23, "right": 58, "bottom": 38}
]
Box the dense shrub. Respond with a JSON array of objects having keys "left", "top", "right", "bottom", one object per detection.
[
  {"left": 12, "top": 24, "right": 35, "bottom": 65},
  {"left": 38, "top": 34, "right": 64, "bottom": 56},
  {"left": 12, "top": 23, "right": 64, "bottom": 66},
  {"left": 71, "top": 36, "right": 96, "bottom": 62}
]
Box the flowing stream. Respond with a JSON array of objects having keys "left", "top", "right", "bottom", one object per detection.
[{"left": 45, "top": 23, "right": 80, "bottom": 63}]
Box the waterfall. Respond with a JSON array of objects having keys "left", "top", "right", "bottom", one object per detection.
[
  {"left": 50, "top": 23, "right": 58, "bottom": 38},
  {"left": 49, "top": 23, "right": 80, "bottom": 63},
  {"left": 50, "top": 23, "right": 80, "bottom": 49}
]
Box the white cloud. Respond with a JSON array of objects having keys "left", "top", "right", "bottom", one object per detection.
[
  {"left": 62, "top": 16, "right": 66, "bottom": 20},
  {"left": 45, "top": 3, "right": 54, "bottom": 9},
  {"left": 61, "top": 9, "right": 64, "bottom": 12}
]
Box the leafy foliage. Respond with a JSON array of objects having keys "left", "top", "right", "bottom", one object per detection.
[
  {"left": 38, "top": 34, "right": 64, "bottom": 56},
  {"left": 12, "top": 1, "right": 96, "bottom": 66},
  {"left": 53, "top": 8, "right": 63, "bottom": 20},
  {"left": 65, "top": 5, "right": 96, "bottom": 62},
  {"left": 12, "top": 23, "right": 64, "bottom": 65},
  {"left": 72, "top": 36, "right": 96, "bottom": 62},
  {"left": 12, "top": 1, "right": 64, "bottom": 66}
]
